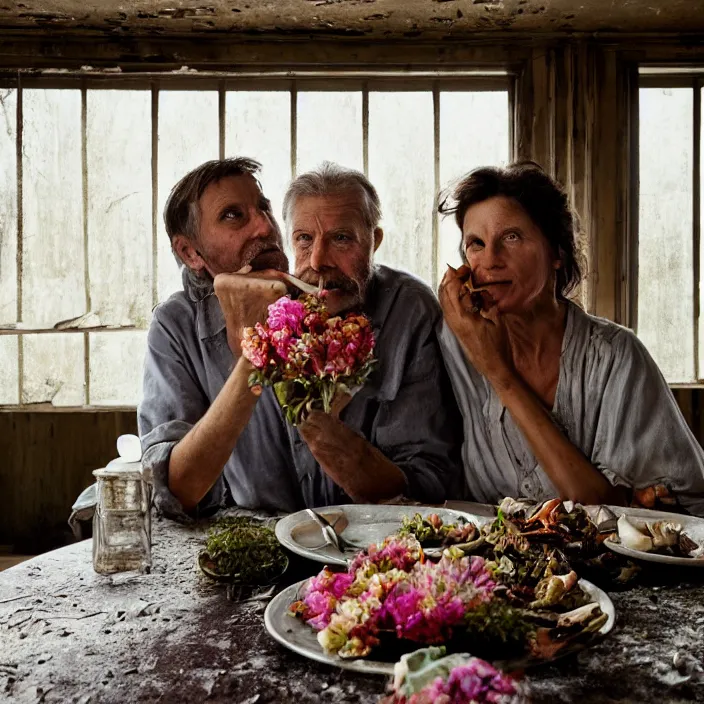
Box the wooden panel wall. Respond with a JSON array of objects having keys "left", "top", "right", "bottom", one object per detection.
[
  {"left": 0, "top": 411, "right": 137, "bottom": 553},
  {"left": 672, "top": 389, "right": 704, "bottom": 439},
  {"left": 514, "top": 42, "right": 632, "bottom": 323}
]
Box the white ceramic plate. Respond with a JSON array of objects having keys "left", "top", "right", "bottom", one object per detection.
[
  {"left": 264, "top": 577, "right": 615, "bottom": 675},
  {"left": 599, "top": 505, "right": 704, "bottom": 566},
  {"left": 275, "top": 504, "right": 493, "bottom": 567}
]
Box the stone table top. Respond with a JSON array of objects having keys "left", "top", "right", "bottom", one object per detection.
[{"left": 1, "top": 514, "right": 704, "bottom": 703}]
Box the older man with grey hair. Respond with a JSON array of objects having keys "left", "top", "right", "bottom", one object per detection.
[{"left": 139, "top": 158, "right": 461, "bottom": 520}]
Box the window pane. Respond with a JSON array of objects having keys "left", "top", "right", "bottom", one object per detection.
[
  {"left": 297, "top": 91, "right": 363, "bottom": 174},
  {"left": 638, "top": 87, "right": 694, "bottom": 383},
  {"left": 87, "top": 90, "right": 152, "bottom": 327},
  {"left": 368, "top": 91, "right": 435, "bottom": 284},
  {"left": 0, "top": 336, "right": 18, "bottom": 404},
  {"left": 89, "top": 330, "right": 147, "bottom": 405},
  {"left": 23, "top": 333, "right": 85, "bottom": 406},
  {"left": 226, "top": 91, "right": 291, "bottom": 229},
  {"left": 22, "top": 89, "right": 84, "bottom": 327},
  {"left": 157, "top": 91, "right": 219, "bottom": 303},
  {"left": 0, "top": 89, "right": 17, "bottom": 325},
  {"left": 438, "top": 91, "right": 510, "bottom": 271}
]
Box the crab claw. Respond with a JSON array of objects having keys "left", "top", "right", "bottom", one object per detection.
[
  {"left": 529, "top": 571, "right": 579, "bottom": 609},
  {"left": 529, "top": 603, "right": 608, "bottom": 660},
  {"left": 525, "top": 498, "right": 563, "bottom": 529}
]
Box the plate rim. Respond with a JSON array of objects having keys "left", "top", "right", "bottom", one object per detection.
[
  {"left": 274, "top": 504, "right": 493, "bottom": 567},
  {"left": 263, "top": 575, "right": 615, "bottom": 676}
]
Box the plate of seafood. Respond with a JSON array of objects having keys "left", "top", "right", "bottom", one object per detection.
[
  {"left": 266, "top": 509, "right": 615, "bottom": 674},
  {"left": 599, "top": 506, "right": 704, "bottom": 566}
]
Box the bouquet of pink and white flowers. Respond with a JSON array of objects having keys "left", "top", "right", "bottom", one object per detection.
[
  {"left": 289, "top": 536, "right": 498, "bottom": 659},
  {"left": 241, "top": 292, "right": 376, "bottom": 425}
]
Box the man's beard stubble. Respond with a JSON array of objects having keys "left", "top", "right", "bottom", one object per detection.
[
  {"left": 241, "top": 233, "right": 290, "bottom": 273},
  {"left": 196, "top": 232, "right": 289, "bottom": 276},
  {"left": 297, "top": 260, "right": 373, "bottom": 313}
]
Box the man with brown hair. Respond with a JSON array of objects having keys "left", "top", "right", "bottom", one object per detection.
[{"left": 138, "top": 158, "right": 461, "bottom": 520}]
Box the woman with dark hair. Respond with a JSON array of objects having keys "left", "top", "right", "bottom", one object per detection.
[{"left": 438, "top": 161, "right": 704, "bottom": 515}]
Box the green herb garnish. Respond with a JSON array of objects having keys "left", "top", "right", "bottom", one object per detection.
[
  {"left": 200, "top": 517, "right": 288, "bottom": 584},
  {"left": 462, "top": 600, "right": 533, "bottom": 659},
  {"left": 398, "top": 513, "right": 476, "bottom": 547}
]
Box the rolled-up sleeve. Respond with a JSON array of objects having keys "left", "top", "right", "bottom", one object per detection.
[
  {"left": 593, "top": 329, "right": 704, "bottom": 516},
  {"left": 138, "top": 308, "right": 227, "bottom": 522}
]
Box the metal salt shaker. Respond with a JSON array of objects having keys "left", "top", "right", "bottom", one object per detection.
[{"left": 92, "top": 461, "right": 152, "bottom": 574}]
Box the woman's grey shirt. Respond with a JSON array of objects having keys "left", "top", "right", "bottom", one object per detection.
[
  {"left": 138, "top": 265, "right": 462, "bottom": 521},
  {"left": 439, "top": 301, "right": 704, "bottom": 516}
]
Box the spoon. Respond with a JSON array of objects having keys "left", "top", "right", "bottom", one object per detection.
[{"left": 305, "top": 509, "right": 365, "bottom": 553}]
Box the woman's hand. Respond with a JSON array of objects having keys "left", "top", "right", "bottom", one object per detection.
[{"left": 438, "top": 265, "right": 514, "bottom": 385}]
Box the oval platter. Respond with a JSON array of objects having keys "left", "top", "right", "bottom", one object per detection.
[{"left": 264, "top": 577, "right": 615, "bottom": 676}]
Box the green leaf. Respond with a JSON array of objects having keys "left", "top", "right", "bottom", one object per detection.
[{"left": 273, "top": 381, "right": 291, "bottom": 407}]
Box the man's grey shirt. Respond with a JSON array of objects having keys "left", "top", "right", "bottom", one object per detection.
[{"left": 138, "top": 265, "right": 463, "bottom": 520}]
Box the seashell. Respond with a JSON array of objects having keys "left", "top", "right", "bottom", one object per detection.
[
  {"left": 617, "top": 515, "right": 653, "bottom": 552},
  {"left": 646, "top": 520, "right": 681, "bottom": 548},
  {"left": 498, "top": 497, "right": 535, "bottom": 518}
]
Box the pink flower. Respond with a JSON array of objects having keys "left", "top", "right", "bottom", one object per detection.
[
  {"left": 380, "top": 585, "right": 467, "bottom": 644},
  {"left": 293, "top": 569, "right": 356, "bottom": 631},
  {"left": 241, "top": 323, "right": 271, "bottom": 369},
  {"left": 349, "top": 536, "right": 423, "bottom": 574},
  {"left": 423, "top": 659, "right": 520, "bottom": 702},
  {"left": 327, "top": 338, "right": 343, "bottom": 359},
  {"left": 376, "top": 554, "right": 496, "bottom": 645},
  {"left": 239, "top": 290, "right": 376, "bottom": 425},
  {"left": 267, "top": 297, "right": 306, "bottom": 334},
  {"left": 270, "top": 327, "right": 295, "bottom": 361}
]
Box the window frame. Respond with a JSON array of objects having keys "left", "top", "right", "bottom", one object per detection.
[
  {"left": 630, "top": 68, "right": 703, "bottom": 387},
  {"left": 0, "top": 68, "right": 515, "bottom": 411}
]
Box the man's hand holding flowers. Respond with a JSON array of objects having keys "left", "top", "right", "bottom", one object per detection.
[
  {"left": 241, "top": 292, "right": 376, "bottom": 423},
  {"left": 241, "top": 291, "right": 407, "bottom": 503},
  {"left": 298, "top": 409, "right": 406, "bottom": 503}
]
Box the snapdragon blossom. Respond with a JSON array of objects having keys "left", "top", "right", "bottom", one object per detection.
[{"left": 422, "top": 657, "right": 521, "bottom": 703}]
